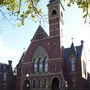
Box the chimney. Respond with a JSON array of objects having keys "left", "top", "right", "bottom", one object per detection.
[
  {"left": 8, "top": 60, "right": 12, "bottom": 66},
  {"left": 81, "top": 40, "right": 84, "bottom": 46}
]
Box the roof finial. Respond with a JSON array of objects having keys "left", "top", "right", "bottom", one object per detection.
[
  {"left": 71, "top": 37, "right": 74, "bottom": 42},
  {"left": 81, "top": 40, "right": 84, "bottom": 46}
]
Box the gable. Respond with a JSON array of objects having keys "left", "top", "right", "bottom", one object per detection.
[
  {"left": 64, "top": 46, "right": 83, "bottom": 60},
  {"left": 70, "top": 42, "right": 77, "bottom": 55},
  {"left": 32, "top": 25, "right": 48, "bottom": 41}
]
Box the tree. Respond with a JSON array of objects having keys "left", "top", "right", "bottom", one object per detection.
[
  {"left": 64, "top": 0, "right": 90, "bottom": 23},
  {"left": 0, "top": 0, "right": 42, "bottom": 26},
  {"left": 0, "top": 0, "right": 90, "bottom": 26}
]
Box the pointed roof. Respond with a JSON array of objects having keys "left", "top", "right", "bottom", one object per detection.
[
  {"left": 48, "top": 0, "right": 64, "bottom": 10},
  {"left": 64, "top": 43, "right": 83, "bottom": 60},
  {"left": 32, "top": 25, "right": 48, "bottom": 41},
  {"left": 70, "top": 42, "right": 77, "bottom": 55}
]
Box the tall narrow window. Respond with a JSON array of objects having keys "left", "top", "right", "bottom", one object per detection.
[
  {"left": 32, "top": 79, "right": 36, "bottom": 88},
  {"left": 3, "top": 65, "right": 7, "bottom": 71},
  {"left": 72, "top": 79, "right": 76, "bottom": 88},
  {"left": 54, "top": 43, "right": 56, "bottom": 52},
  {"left": 3, "top": 72, "right": 7, "bottom": 81},
  {"left": 53, "top": 27, "right": 55, "bottom": 36},
  {"left": 52, "top": 9, "right": 57, "bottom": 15},
  {"left": 44, "top": 57, "right": 48, "bottom": 72},
  {"left": 33, "top": 58, "right": 38, "bottom": 73},
  {"left": 39, "top": 57, "right": 43, "bottom": 73},
  {"left": 54, "top": 65, "right": 56, "bottom": 71},
  {"left": 71, "top": 57, "right": 75, "bottom": 72},
  {"left": 38, "top": 79, "right": 42, "bottom": 88},
  {"left": 44, "top": 79, "right": 48, "bottom": 88}
]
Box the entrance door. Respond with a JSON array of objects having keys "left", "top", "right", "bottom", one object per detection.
[
  {"left": 51, "top": 77, "right": 60, "bottom": 90},
  {"left": 23, "top": 80, "right": 30, "bottom": 90}
]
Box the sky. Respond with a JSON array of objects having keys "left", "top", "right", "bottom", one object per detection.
[{"left": 0, "top": 0, "right": 90, "bottom": 72}]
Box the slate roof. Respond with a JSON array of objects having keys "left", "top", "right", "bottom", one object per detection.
[{"left": 64, "top": 45, "right": 83, "bottom": 60}]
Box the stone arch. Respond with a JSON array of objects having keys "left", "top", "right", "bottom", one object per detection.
[
  {"left": 43, "top": 78, "right": 49, "bottom": 88},
  {"left": 23, "top": 79, "right": 30, "bottom": 90},
  {"left": 52, "top": 9, "right": 57, "bottom": 15},
  {"left": 33, "top": 58, "right": 38, "bottom": 73},
  {"left": 43, "top": 56, "right": 48, "bottom": 72},
  {"left": 32, "top": 45, "right": 49, "bottom": 58},
  {"left": 50, "top": 76, "right": 61, "bottom": 90},
  {"left": 32, "top": 45, "right": 49, "bottom": 73}
]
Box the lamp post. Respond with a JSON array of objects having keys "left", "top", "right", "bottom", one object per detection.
[
  {"left": 26, "top": 73, "right": 29, "bottom": 78},
  {"left": 65, "top": 81, "right": 68, "bottom": 90},
  {"left": 25, "top": 73, "right": 30, "bottom": 90}
]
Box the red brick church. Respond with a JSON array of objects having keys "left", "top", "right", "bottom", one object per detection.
[{"left": 16, "top": 0, "right": 88, "bottom": 90}]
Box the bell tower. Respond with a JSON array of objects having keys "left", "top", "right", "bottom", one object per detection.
[
  {"left": 48, "top": 0, "right": 64, "bottom": 58},
  {"left": 48, "top": 0, "right": 64, "bottom": 43}
]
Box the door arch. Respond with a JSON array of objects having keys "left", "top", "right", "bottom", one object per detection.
[
  {"left": 51, "top": 77, "right": 60, "bottom": 90},
  {"left": 23, "top": 79, "right": 30, "bottom": 90}
]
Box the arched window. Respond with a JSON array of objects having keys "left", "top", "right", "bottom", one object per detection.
[
  {"left": 39, "top": 57, "right": 43, "bottom": 73},
  {"left": 71, "top": 57, "right": 75, "bottom": 72},
  {"left": 32, "top": 79, "right": 36, "bottom": 88},
  {"left": 23, "top": 79, "right": 30, "bottom": 90},
  {"left": 44, "top": 57, "right": 48, "bottom": 72},
  {"left": 44, "top": 78, "right": 48, "bottom": 88},
  {"left": 51, "top": 77, "right": 60, "bottom": 90},
  {"left": 38, "top": 79, "right": 42, "bottom": 88},
  {"left": 72, "top": 78, "right": 76, "bottom": 88},
  {"left": 52, "top": 9, "right": 57, "bottom": 15},
  {"left": 33, "top": 58, "right": 38, "bottom": 73}
]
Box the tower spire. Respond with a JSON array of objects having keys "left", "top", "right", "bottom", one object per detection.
[{"left": 48, "top": 0, "right": 64, "bottom": 37}]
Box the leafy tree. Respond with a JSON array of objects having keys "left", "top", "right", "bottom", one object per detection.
[
  {"left": 0, "top": 0, "right": 90, "bottom": 25},
  {"left": 0, "top": 0, "right": 42, "bottom": 26},
  {"left": 64, "top": 0, "right": 90, "bottom": 23}
]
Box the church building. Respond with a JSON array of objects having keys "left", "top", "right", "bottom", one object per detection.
[{"left": 16, "top": 0, "right": 88, "bottom": 90}]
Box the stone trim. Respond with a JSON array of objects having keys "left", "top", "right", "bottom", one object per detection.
[
  {"left": 29, "top": 71, "right": 62, "bottom": 77},
  {"left": 22, "top": 57, "right": 62, "bottom": 65},
  {"left": 31, "top": 35, "right": 60, "bottom": 43},
  {"left": 49, "top": 57, "right": 62, "bottom": 61}
]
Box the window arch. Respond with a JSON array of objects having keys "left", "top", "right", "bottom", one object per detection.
[
  {"left": 51, "top": 77, "right": 60, "bottom": 90},
  {"left": 33, "top": 58, "right": 38, "bottom": 73},
  {"left": 38, "top": 79, "right": 42, "bottom": 88},
  {"left": 23, "top": 79, "right": 30, "bottom": 90},
  {"left": 44, "top": 78, "right": 48, "bottom": 88},
  {"left": 44, "top": 56, "right": 48, "bottom": 72},
  {"left": 39, "top": 57, "right": 43, "bottom": 73},
  {"left": 71, "top": 57, "right": 76, "bottom": 72},
  {"left": 32, "top": 79, "right": 36, "bottom": 88},
  {"left": 72, "top": 78, "right": 76, "bottom": 88},
  {"left": 52, "top": 9, "right": 57, "bottom": 15}
]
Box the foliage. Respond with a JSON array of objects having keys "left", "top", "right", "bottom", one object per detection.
[
  {"left": 0, "top": 0, "right": 42, "bottom": 26},
  {"left": 64, "top": 0, "right": 90, "bottom": 23},
  {"left": 0, "top": 0, "right": 90, "bottom": 25}
]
